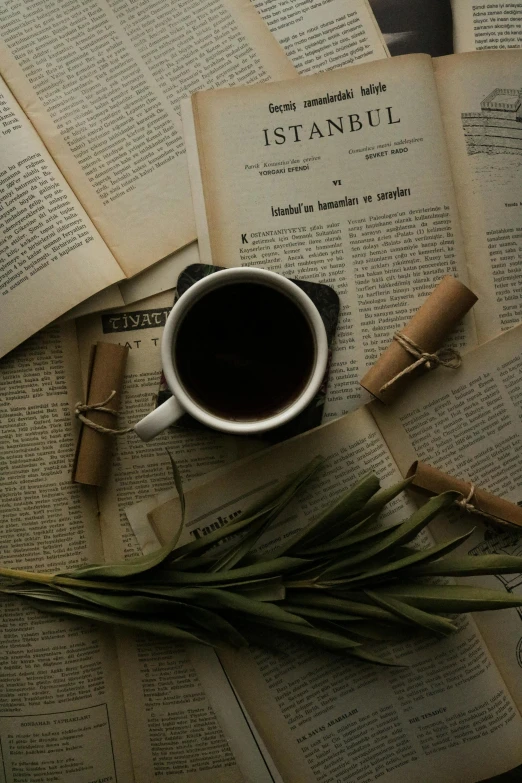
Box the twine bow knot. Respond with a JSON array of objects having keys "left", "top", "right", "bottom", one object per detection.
[
  {"left": 75, "top": 390, "right": 134, "bottom": 436},
  {"left": 454, "top": 481, "right": 520, "bottom": 530},
  {"left": 379, "top": 332, "right": 462, "bottom": 393},
  {"left": 456, "top": 483, "right": 477, "bottom": 514}
]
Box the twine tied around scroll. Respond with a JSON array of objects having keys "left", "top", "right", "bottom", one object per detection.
[
  {"left": 379, "top": 333, "right": 462, "bottom": 394},
  {"left": 456, "top": 483, "right": 479, "bottom": 515},
  {"left": 455, "top": 482, "right": 517, "bottom": 529},
  {"left": 75, "top": 391, "right": 134, "bottom": 436}
]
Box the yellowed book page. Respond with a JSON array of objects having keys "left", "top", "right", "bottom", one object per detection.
[
  {"left": 252, "top": 0, "right": 388, "bottom": 73},
  {"left": 0, "top": 323, "right": 134, "bottom": 782},
  {"left": 0, "top": 0, "right": 295, "bottom": 279},
  {"left": 182, "top": 99, "right": 214, "bottom": 268},
  {"left": 434, "top": 51, "right": 522, "bottom": 343},
  {"left": 74, "top": 292, "right": 271, "bottom": 782},
  {"left": 190, "top": 54, "right": 476, "bottom": 419},
  {"left": 0, "top": 75, "right": 123, "bottom": 358},
  {"left": 115, "top": 633, "right": 278, "bottom": 783},
  {"left": 451, "top": 0, "right": 522, "bottom": 53},
  {"left": 60, "top": 285, "right": 126, "bottom": 322},
  {"left": 372, "top": 323, "right": 522, "bottom": 710},
  {"left": 61, "top": 242, "right": 202, "bottom": 320},
  {"left": 113, "top": 632, "right": 274, "bottom": 783},
  {"left": 61, "top": 242, "right": 204, "bottom": 319},
  {"left": 148, "top": 408, "right": 522, "bottom": 783},
  {"left": 118, "top": 242, "right": 201, "bottom": 306}
]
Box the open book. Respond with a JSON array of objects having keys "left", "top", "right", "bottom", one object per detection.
[
  {"left": 184, "top": 48, "right": 522, "bottom": 419},
  {"left": 0, "top": 0, "right": 387, "bottom": 359},
  {"left": 3, "top": 299, "right": 522, "bottom": 782}
]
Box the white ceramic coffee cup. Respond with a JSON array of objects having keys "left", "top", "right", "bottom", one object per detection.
[{"left": 134, "top": 267, "right": 328, "bottom": 442}]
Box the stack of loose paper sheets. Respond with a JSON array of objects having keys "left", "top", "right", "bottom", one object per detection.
[{"left": 1, "top": 1, "right": 522, "bottom": 781}]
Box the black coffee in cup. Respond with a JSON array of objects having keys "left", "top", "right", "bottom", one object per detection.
[{"left": 175, "top": 282, "right": 315, "bottom": 421}]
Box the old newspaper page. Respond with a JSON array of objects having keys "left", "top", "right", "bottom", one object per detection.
[
  {"left": 188, "top": 54, "right": 476, "bottom": 419},
  {"left": 451, "top": 0, "right": 522, "bottom": 52},
  {"left": 148, "top": 408, "right": 522, "bottom": 783},
  {"left": 434, "top": 50, "right": 522, "bottom": 342},
  {"left": 0, "top": 0, "right": 295, "bottom": 277},
  {"left": 373, "top": 323, "right": 522, "bottom": 711},
  {"left": 0, "top": 324, "right": 135, "bottom": 781},
  {"left": 0, "top": 75, "right": 123, "bottom": 357}
]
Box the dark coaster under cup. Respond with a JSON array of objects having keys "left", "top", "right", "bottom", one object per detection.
[{"left": 156, "top": 264, "right": 339, "bottom": 443}]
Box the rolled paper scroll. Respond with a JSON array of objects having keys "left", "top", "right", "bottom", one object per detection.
[
  {"left": 360, "top": 276, "right": 477, "bottom": 403},
  {"left": 72, "top": 342, "right": 129, "bottom": 486},
  {"left": 407, "top": 461, "right": 522, "bottom": 532}
]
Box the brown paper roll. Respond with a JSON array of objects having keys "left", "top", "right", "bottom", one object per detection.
[
  {"left": 360, "top": 276, "right": 477, "bottom": 403},
  {"left": 72, "top": 342, "right": 129, "bottom": 487},
  {"left": 407, "top": 461, "right": 522, "bottom": 532}
]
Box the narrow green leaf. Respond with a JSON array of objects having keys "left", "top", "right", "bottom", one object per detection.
[
  {"left": 316, "top": 491, "right": 459, "bottom": 577},
  {"left": 55, "top": 585, "right": 188, "bottom": 614},
  {"left": 345, "top": 647, "right": 404, "bottom": 667},
  {"left": 170, "top": 507, "right": 275, "bottom": 562},
  {"left": 298, "top": 521, "right": 403, "bottom": 557},
  {"left": 342, "top": 620, "right": 413, "bottom": 643},
  {"left": 57, "top": 584, "right": 248, "bottom": 648},
  {"left": 411, "top": 554, "right": 522, "bottom": 577},
  {"left": 155, "top": 587, "right": 311, "bottom": 626},
  {"left": 346, "top": 478, "right": 412, "bottom": 526},
  {"left": 225, "top": 456, "right": 324, "bottom": 527},
  {"left": 2, "top": 575, "right": 140, "bottom": 595},
  {"left": 307, "top": 482, "right": 405, "bottom": 555},
  {"left": 289, "top": 478, "right": 412, "bottom": 559},
  {"left": 285, "top": 592, "right": 409, "bottom": 624},
  {"left": 26, "top": 600, "right": 212, "bottom": 645},
  {"left": 292, "top": 478, "right": 412, "bottom": 556},
  {"left": 329, "top": 524, "right": 406, "bottom": 555},
  {"left": 211, "top": 457, "right": 323, "bottom": 571},
  {"left": 146, "top": 557, "right": 306, "bottom": 585},
  {"left": 279, "top": 603, "right": 362, "bottom": 622},
  {"left": 230, "top": 578, "right": 286, "bottom": 602},
  {"left": 339, "top": 530, "right": 474, "bottom": 586},
  {"left": 282, "top": 473, "right": 381, "bottom": 555},
  {"left": 1, "top": 583, "right": 82, "bottom": 606},
  {"left": 366, "top": 591, "right": 457, "bottom": 636},
  {"left": 374, "top": 584, "right": 522, "bottom": 612},
  {"left": 253, "top": 617, "right": 362, "bottom": 649},
  {"left": 209, "top": 516, "right": 273, "bottom": 573},
  {"left": 175, "top": 603, "right": 247, "bottom": 648},
  {"left": 325, "top": 511, "right": 381, "bottom": 539},
  {"left": 168, "top": 450, "right": 186, "bottom": 523}
]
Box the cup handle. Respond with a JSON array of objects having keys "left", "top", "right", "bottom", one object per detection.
[{"left": 134, "top": 396, "right": 185, "bottom": 442}]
